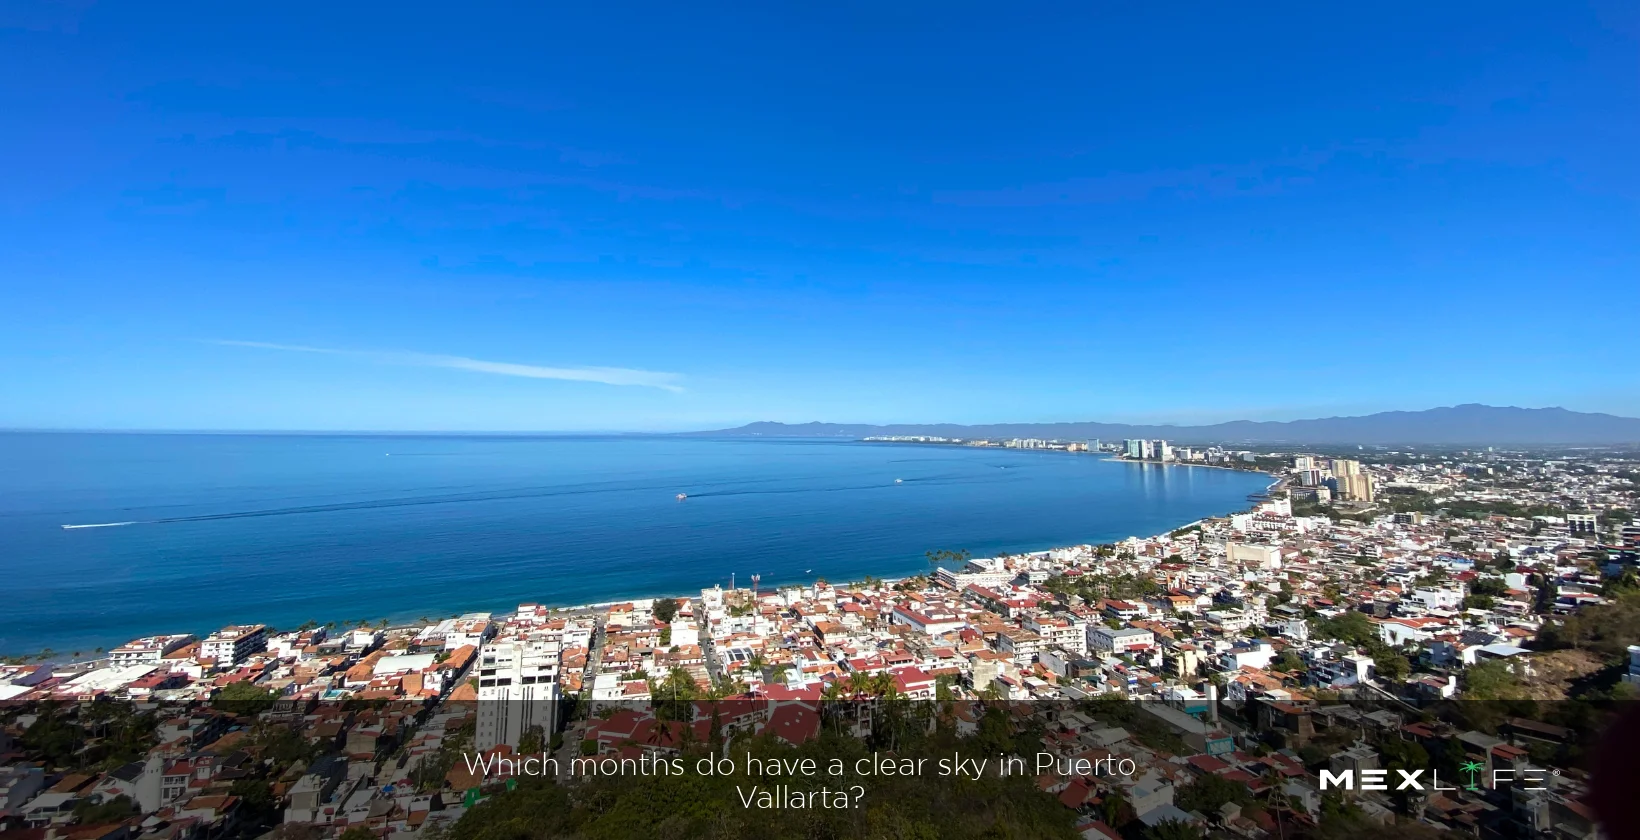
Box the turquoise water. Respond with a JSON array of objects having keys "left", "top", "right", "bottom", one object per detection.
[{"left": 0, "top": 433, "right": 1269, "bottom": 655}]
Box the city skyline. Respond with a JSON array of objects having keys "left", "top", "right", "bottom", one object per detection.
[{"left": 3, "top": 2, "right": 1637, "bottom": 431}]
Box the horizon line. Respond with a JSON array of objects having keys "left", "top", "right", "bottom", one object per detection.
[{"left": 3, "top": 401, "right": 1639, "bottom": 438}]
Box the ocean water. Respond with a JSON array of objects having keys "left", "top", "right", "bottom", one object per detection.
[{"left": 0, "top": 433, "right": 1270, "bottom": 655}]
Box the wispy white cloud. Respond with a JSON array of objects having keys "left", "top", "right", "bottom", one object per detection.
[{"left": 208, "top": 340, "right": 684, "bottom": 392}]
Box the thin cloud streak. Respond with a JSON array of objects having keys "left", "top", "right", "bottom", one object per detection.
[{"left": 208, "top": 340, "right": 685, "bottom": 392}]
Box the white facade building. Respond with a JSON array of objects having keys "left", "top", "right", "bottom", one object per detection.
[
  {"left": 199, "top": 625, "right": 267, "bottom": 666},
  {"left": 475, "top": 638, "right": 562, "bottom": 752},
  {"left": 1089, "top": 626, "right": 1155, "bottom": 654},
  {"left": 108, "top": 634, "right": 196, "bottom": 668}
]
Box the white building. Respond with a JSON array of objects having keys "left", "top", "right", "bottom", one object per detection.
[
  {"left": 1219, "top": 642, "right": 1276, "bottom": 671},
  {"left": 199, "top": 625, "right": 267, "bottom": 666},
  {"left": 1227, "top": 542, "right": 1282, "bottom": 570},
  {"left": 108, "top": 634, "right": 195, "bottom": 668},
  {"left": 892, "top": 605, "right": 966, "bottom": 637},
  {"left": 1204, "top": 609, "right": 1251, "bottom": 633},
  {"left": 1089, "top": 626, "right": 1155, "bottom": 655},
  {"left": 1412, "top": 587, "right": 1464, "bottom": 612},
  {"left": 1024, "top": 615, "right": 1087, "bottom": 656},
  {"left": 1309, "top": 653, "right": 1373, "bottom": 687},
  {"left": 475, "top": 638, "right": 562, "bottom": 752}
]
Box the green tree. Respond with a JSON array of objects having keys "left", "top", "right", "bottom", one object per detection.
[
  {"left": 517, "top": 725, "right": 545, "bottom": 756},
  {"left": 72, "top": 795, "right": 139, "bottom": 824},
  {"left": 230, "top": 779, "right": 276, "bottom": 816},
  {"left": 1599, "top": 509, "right": 1633, "bottom": 526},
  {"left": 1535, "top": 591, "right": 1640, "bottom": 658},
  {"left": 1464, "top": 594, "right": 1495, "bottom": 610},
  {"left": 1373, "top": 651, "right": 1411, "bottom": 683},
  {"left": 653, "top": 598, "right": 680, "bottom": 624},
  {"left": 1311, "top": 611, "right": 1376, "bottom": 647},
  {"left": 214, "top": 681, "right": 278, "bottom": 716},
  {"left": 22, "top": 700, "right": 82, "bottom": 768},
  {"left": 1102, "top": 789, "right": 1135, "bottom": 829},
  {"left": 1176, "top": 772, "right": 1251, "bottom": 814},
  {"left": 1144, "top": 819, "right": 1204, "bottom": 840},
  {"left": 1463, "top": 659, "right": 1526, "bottom": 700},
  {"left": 925, "top": 548, "right": 971, "bottom": 577}
]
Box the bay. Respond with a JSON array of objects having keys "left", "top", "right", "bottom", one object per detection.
[{"left": 0, "top": 433, "right": 1270, "bottom": 655}]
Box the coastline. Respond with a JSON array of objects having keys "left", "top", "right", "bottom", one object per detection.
[
  {"left": 3, "top": 463, "right": 1278, "bottom": 664},
  {"left": 859, "top": 437, "right": 1274, "bottom": 476}
]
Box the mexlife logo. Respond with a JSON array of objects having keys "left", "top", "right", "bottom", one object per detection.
[{"left": 1319, "top": 763, "right": 1554, "bottom": 792}]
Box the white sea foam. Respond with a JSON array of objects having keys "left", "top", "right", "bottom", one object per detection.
[{"left": 61, "top": 521, "right": 139, "bottom": 530}]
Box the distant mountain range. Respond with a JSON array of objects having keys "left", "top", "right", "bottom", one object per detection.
[{"left": 689, "top": 404, "right": 1640, "bottom": 445}]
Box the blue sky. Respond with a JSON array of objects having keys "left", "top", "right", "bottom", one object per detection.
[{"left": 2, "top": 1, "right": 1637, "bottom": 431}]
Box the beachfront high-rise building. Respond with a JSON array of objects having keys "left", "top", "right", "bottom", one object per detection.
[
  {"left": 199, "top": 625, "right": 267, "bottom": 666},
  {"left": 1293, "top": 455, "right": 1315, "bottom": 470},
  {"left": 1329, "top": 459, "right": 1374, "bottom": 502},
  {"left": 1155, "top": 440, "right": 1173, "bottom": 462},
  {"left": 475, "top": 638, "right": 562, "bottom": 752}
]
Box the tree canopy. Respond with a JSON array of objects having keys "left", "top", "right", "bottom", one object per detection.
[{"left": 214, "top": 681, "right": 278, "bottom": 716}]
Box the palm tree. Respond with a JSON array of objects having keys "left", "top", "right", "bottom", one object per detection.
[
  {"left": 821, "top": 681, "right": 846, "bottom": 734},
  {"left": 925, "top": 548, "right": 971, "bottom": 578},
  {"left": 1102, "top": 789, "right": 1129, "bottom": 828},
  {"left": 1262, "top": 767, "right": 1289, "bottom": 840}
]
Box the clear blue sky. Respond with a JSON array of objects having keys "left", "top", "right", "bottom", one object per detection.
[{"left": 2, "top": 2, "right": 1637, "bottom": 431}]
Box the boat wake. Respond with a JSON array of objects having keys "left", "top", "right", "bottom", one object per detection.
[
  {"left": 57, "top": 472, "right": 996, "bottom": 530},
  {"left": 54, "top": 475, "right": 804, "bottom": 530}
]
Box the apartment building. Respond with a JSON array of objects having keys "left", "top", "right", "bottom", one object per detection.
[
  {"left": 108, "top": 634, "right": 197, "bottom": 667},
  {"left": 475, "top": 637, "right": 562, "bottom": 751},
  {"left": 199, "top": 625, "right": 267, "bottom": 666}
]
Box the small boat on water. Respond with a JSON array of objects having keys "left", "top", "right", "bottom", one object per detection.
[
  {"left": 676, "top": 493, "right": 688, "bottom": 501},
  {"left": 894, "top": 478, "right": 903, "bottom": 483}
]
